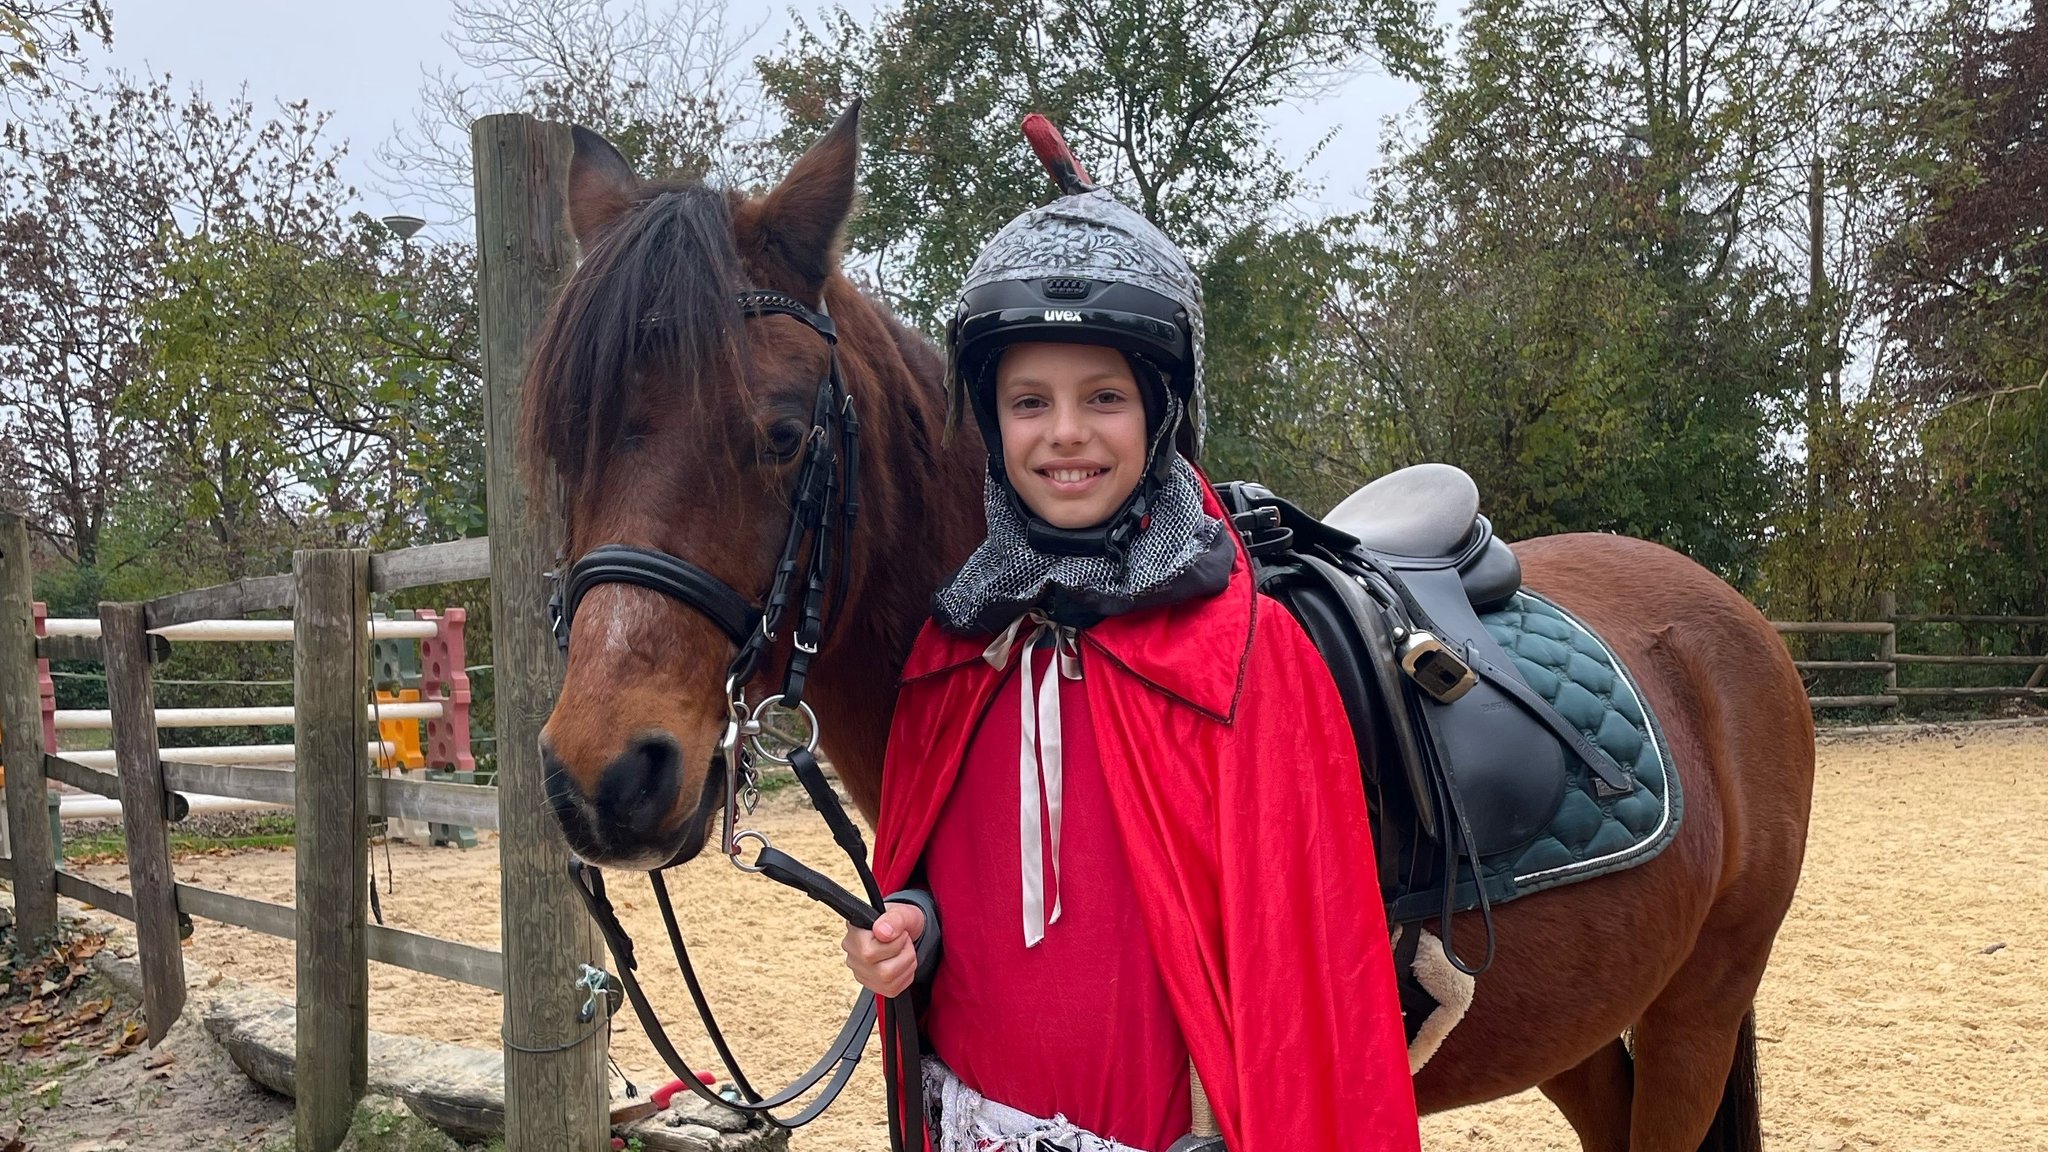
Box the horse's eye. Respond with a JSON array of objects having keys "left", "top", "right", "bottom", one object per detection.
[{"left": 762, "top": 420, "right": 808, "bottom": 462}]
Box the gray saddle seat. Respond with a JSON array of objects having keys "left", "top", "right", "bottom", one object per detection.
[
  {"left": 1216, "top": 467, "right": 1637, "bottom": 980},
  {"left": 1324, "top": 462, "right": 1480, "bottom": 556}
]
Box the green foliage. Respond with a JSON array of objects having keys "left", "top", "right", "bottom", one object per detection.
[
  {"left": 337, "top": 1099, "right": 469, "bottom": 1152},
  {"left": 760, "top": 0, "right": 1439, "bottom": 329},
  {"left": 1320, "top": 0, "right": 1817, "bottom": 577},
  {"left": 132, "top": 216, "right": 483, "bottom": 565},
  {"left": 61, "top": 813, "right": 299, "bottom": 864}
]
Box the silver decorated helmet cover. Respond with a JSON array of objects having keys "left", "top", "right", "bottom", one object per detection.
[{"left": 955, "top": 188, "right": 1206, "bottom": 456}]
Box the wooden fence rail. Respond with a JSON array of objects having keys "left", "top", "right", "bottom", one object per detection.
[
  {"left": 2, "top": 113, "right": 621, "bottom": 1152},
  {"left": 1771, "top": 598, "right": 2048, "bottom": 710},
  {"left": 2, "top": 531, "right": 522, "bottom": 1152}
]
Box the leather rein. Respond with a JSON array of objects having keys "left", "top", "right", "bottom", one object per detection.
[{"left": 549, "top": 289, "right": 925, "bottom": 1149}]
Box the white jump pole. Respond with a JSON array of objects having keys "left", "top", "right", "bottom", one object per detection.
[
  {"left": 41, "top": 618, "right": 438, "bottom": 642},
  {"left": 54, "top": 700, "right": 443, "bottom": 729},
  {"left": 57, "top": 742, "right": 395, "bottom": 768},
  {"left": 58, "top": 793, "right": 286, "bottom": 821}
]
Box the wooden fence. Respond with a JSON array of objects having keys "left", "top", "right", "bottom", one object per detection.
[
  {"left": 1, "top": 115, "right": 605, "bottom": 1152},
  {"left": 1, "top": 532, "right": 508, "bottom": 1140},
  {"left": 1772, "top": 594, "right": 2048, "bottom": 710}
]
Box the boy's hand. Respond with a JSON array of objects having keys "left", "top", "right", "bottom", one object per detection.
[{"left": 842, "top": 904, "right": 927, "bottom": 998}]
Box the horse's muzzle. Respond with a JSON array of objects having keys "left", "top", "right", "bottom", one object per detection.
[{"left": 543, "top": 734, "right": 717, "bottom": 870}]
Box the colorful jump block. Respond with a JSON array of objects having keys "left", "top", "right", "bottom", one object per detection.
[
  {"left": 374, "top": 688, "right": 427, "bottom": 771},
  {"left": 416, "top": 608, "right": 474, "bottom": 775}
]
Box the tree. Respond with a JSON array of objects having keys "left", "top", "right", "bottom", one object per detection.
[
  {"left": 135, "top": 213, "right": 482, "bottom": 567},
  {"left": 0, "top": 77, "right": 180, "bottom": 563},
  {"left": 3, "top": 74, "right": 481, "bottom": 581},
  {"left": 1313, "top": 0, "right": 1845, "bottom": 578},
  {"left": 378, "top": 0, "right": 769, "bottom": 223},
  {"left": 1, "top": 1, "right": 110, "bottom": 96},
  {"left": 759, "top": 0, "right": 1439, "bottom": 330},
  {"left": 1871, "top": 0, "right": 2048, "bottom": 617}
]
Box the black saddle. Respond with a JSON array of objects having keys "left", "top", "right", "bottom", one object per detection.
[{"left": 1217, "top": 466, "right": 1633, "bottom": 974}]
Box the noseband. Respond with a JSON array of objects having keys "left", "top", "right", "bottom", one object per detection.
[{"left": 550, "top": 289, "right": 925, "bottom": 1149}]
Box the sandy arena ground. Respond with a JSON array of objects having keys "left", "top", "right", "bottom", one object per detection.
[{"left": 79, "top": 724, "right": 2048, "bottom": 1150}]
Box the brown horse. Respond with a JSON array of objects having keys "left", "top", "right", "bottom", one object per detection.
[{"left": 526, "top": 107, "right": 1815, "bottom": 1152}]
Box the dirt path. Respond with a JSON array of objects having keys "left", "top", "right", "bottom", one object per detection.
[{"left": 70, "top": 725, "right": 2048, "bottom": 1150}]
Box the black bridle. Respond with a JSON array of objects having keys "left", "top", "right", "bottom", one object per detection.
[{"left": 550, "top": 289, "right": 925, "bottom": 1150}]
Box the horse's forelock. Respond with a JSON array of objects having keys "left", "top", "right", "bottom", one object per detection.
[{"left": 520, "top": 184, "right": 749, "bottom": 493}]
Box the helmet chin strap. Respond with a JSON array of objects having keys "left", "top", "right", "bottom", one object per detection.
[{"left": 1001, "top": 391, "right": 1185, "bottom": 564}]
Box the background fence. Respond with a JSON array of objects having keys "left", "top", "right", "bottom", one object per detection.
[
  {"left": 1, "top": 114, "right": 608, "bottom": 1152},
  {"left": 1772, "top": 593, "right": 2048, "bottom": 711}
]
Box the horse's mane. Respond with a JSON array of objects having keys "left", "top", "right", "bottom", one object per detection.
[{"left": 520, "top": 184, "right": 747, "bottom": 490}]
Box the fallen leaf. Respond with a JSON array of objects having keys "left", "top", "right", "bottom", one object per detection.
[{"left": 141, "top": 1051, "right": 175, "bottom": 1070}]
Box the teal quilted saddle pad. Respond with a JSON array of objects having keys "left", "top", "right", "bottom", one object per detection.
[{"left": 1390, "top": 591, "right": 1683, "bottom": 921}]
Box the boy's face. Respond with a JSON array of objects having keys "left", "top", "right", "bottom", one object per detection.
[{"left": 994, "top": 342, "right": 1150, "bottom": 530}]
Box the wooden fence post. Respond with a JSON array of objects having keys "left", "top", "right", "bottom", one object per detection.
[
  {"left": 473, "top": 112, "right": 608, "bottom": 1152},
  {"left": 1, "top": 512, "right": 58, "bottom": 947},
  {"left": 1880, "top": 591, "right": 1898, "bottom": 710},
  {"left": 99, "top": 601, "right": 185, "bottom": 1040},
  {"left": 294, "top": 548, "right": 371, "bottom": 1152}
]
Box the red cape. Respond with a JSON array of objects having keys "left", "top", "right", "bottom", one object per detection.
[{"left": 874, "top": 484, "right": 1420, "bottom": 1151}]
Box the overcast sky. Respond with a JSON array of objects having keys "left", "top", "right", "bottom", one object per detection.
[{"left": 90, "top": 1, "right": 1428, "bottom": 227}]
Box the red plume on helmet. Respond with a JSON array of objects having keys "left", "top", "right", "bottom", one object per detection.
[{"left": 1021, "top": 113, "right": 1098, "bottom": 195}]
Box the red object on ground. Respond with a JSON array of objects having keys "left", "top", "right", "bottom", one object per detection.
[{"left": 649, "top": 1072, "right": 716, "bottom": 1112}]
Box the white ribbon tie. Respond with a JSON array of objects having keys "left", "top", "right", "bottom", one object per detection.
[{"left": 983, "top": 612, "right": 1083, "bottom": 948}]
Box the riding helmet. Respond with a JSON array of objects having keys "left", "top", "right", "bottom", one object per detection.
[{"left": 946, "top": 185, "right": 1207, "bottom": 558}]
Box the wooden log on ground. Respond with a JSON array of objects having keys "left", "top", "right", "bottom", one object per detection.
[
  {"left": 1, "top": 512, "right": 57, "bottom": 945},
  {"left": 474, "top": 111, "right": 609, "bottom": 1152},
  {"left": 184, "top": 972, "right": 781, "bottom": 1150},
  {"left": 292, "top": 548, "right": 372, "bottom": 1152},
  {"left": 99, "top": 601, "right": 185, "bottom": 1040},
  {"left": 1808, "top": 695, "right": 1900, "bottom": 709}
]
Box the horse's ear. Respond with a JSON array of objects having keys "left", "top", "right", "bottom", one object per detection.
[
  {"left": 759, "top": 100, "right": 862, "bottom": 288},
  {"left": 569, "top": 125, "right": 638, "bottom": 246}
]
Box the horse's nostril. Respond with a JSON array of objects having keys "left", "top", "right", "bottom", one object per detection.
[{"left": 593, "top": 736, "right": 683, "bottom": 841}]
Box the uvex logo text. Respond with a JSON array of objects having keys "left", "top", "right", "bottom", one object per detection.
[{"left": 1042, "top": 310, "right": 1083, "bottom": 322}]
